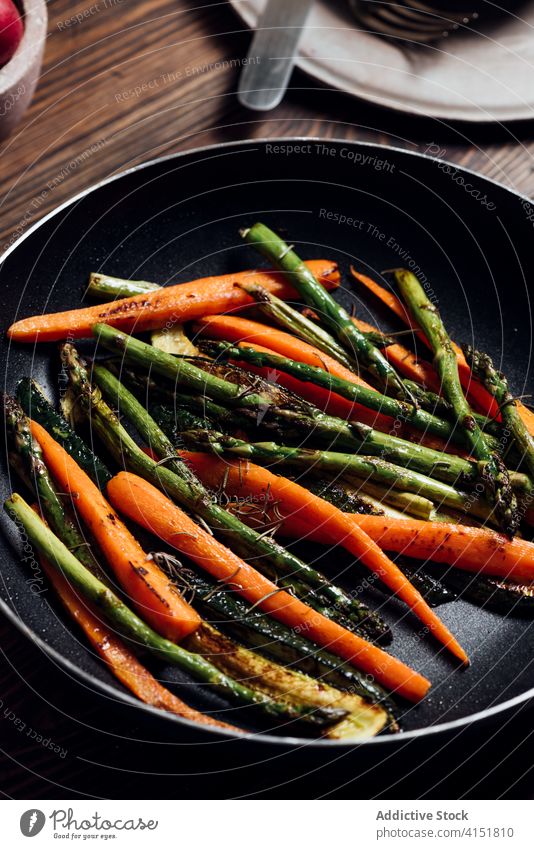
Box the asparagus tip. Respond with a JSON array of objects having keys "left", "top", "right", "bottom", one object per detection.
[
  {"left": 239, "top": 281, "right": 268, "bottom": 301},
  {"left": 480, "top": 455, "right": 520, "bottom": 538}
]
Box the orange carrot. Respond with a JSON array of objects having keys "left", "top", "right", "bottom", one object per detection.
[
  {"left": 329, "top": 515, "right": 534, "bottom": 584},
  {"left": 276, "top": 511, "right": 534, "bottom": 585},
  {"left": 194, "top": 313, "right": 373, "bottom": 387},
  {"left": 39, "top": 553, "right": 233, "bottom": 730},
  {"left": 107, "top": 471, "right": 431, "bottom": 702},
  {"left": 29, "top": 420, "right": 201, "bottom": 642},
  {"left": 351, "top": 268, "right": 501, "bottom": 419},
  {"left": 352, "top": 268, "right": 418, "bottom": 330},
  {"left": 351, "top": 315, "right": 442, "bottom": 392},
  {"left": 179, "top": 453, "right": 468, "bottom": 664},
  {"left": 7, "top": 260, "right": 339, "bottom": 343}
]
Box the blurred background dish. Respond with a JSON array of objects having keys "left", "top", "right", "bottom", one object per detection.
[
  {"left": 230, "top": 0, "right": 534, "bottom": 121},
  {"left": 349, "top": 0, "right": 486, "bottom": 43},
  {"left": 0, "top": 0, "right": 47, "bottom": 139}
]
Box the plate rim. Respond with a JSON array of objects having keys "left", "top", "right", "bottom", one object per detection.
[
  {"left": 228, "top": 0, "right": 534, "bottom": 123},
  {"left": 2, "top": 136, "right": 533, "bottom": 749}
]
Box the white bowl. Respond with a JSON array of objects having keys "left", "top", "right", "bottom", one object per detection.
[{"left": 0, "top": 0, "right": 47, "bottom": 139}]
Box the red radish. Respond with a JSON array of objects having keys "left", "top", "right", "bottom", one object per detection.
[{"left": 0, "top": 0, "right": 23, "bottom": 68}]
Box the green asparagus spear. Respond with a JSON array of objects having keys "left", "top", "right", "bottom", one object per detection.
[
  {"left": 16, "top": 378, "right": 111, "bottom": 488},
  {"left": 337, "top": 481, "right": 436, "bottom": 521},
  {"left": 5, "top": 492, "right": 346, "bottom": 729},
  {"left": 106, "top": 361, "right": 253, "bottom": 435},
  {"left": 87, "top": 272, "right": 160, "bottom": 300},
  {"left": 241, "top": 222, "right": 410, "bottom": 400},
  {"left": 390, "top": 379, "right": 501, "bottom": 439},
  {"left": 303, "top": 477, "right": 437, "bottom": 523},
  {"left": 187, "top": 623, "right": 387, "bottom": 740},
  {"left": 464, "top": 346, "right": 534, "bottom": 483},
  {"left": 394, "top": 268, "right": 519, "bottom": 535},
  {"left": 399, "top": 383, "right": 508, "bottom": 448},
  {"left": 204, "top": 340, "right": 503, "bottom": 452},
  {"left": 299, "top": 306, "right": 396, "bottom": 350},
  {"left": 343, "top": 421, "right": 529, "bottom": 495},
  {"left": 67, "top": 351, "right": 390, "bottom": 643},
  {"left": 438, "top": 568, "right": 534, "bottom": 616},
  {"left": 91, "top": 363, "right": 199, "bottom": 489},
  {"left": 394, "top": 562, "right": 456, "bottom": 608},
  {"left": 240, "top": 282, "right": 358, "bottom": 370}
]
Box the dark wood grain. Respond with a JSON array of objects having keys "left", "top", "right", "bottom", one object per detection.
[
  {"left": 1, "top": 0, "right": 534, "bottom": 799},
  {"left": 2, "top": 0, "right": 534, "bottom": 252}
]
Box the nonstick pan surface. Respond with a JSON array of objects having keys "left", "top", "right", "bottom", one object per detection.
[{"left": 1, "top": 139, "right": 533, "bottom": 747}]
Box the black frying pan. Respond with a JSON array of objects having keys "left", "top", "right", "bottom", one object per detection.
[{"left": 1, "top": 138, "right": 533, "bottom": 750}]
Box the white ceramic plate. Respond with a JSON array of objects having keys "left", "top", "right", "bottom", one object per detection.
[{"left": 230, "top": 0, "right": 534, "bottom": 122}]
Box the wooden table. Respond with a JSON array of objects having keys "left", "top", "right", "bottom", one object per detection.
[{"left": 1, "top": 0, "right": 534, "bottom": 799}]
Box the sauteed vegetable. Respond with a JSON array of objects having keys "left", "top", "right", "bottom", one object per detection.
[{"left": 5, "top": 222, "right": 534, "bottom": 739}]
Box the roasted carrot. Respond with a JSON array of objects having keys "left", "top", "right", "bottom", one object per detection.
[
  {"left": 351, "top": 268, "right": 501, "bottom": 420},
  {"left": 278, "top": 512, "right": 534, "bottom": 585},
  {"left": 179, "top": 453, "right": 468, "bottom": 664},
  {"left": 351, "top": 315, "right": 442, "bottom": 392},
  {"left": 7, "top": 260, "right": 339, "bottom": 343},
  {"left": 329, "top": 515, "right": 534, "bottom": 584},
  {"left": 352, "top": 268, "right": 416, "bottom": 328},
  {"left": 29, "top": 420, "right": 201, "bottom": 642},
  {"left": 194, "top": 313, "right": 374, "bottom": 388},
  {"left": 38, "top": 552, "right": 233, "bottom": 730},
  {"left": 107, "top": 471, "right": 431, "bottom": 702}
]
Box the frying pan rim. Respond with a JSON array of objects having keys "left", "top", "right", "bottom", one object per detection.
[{"left": 1, "top": 136, "right": 532, "bottom": 749}]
